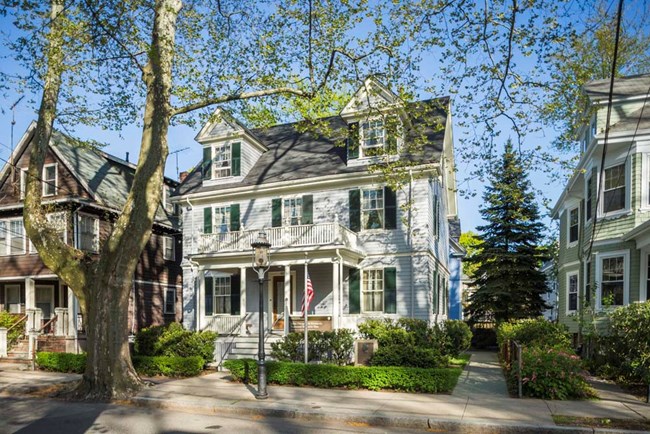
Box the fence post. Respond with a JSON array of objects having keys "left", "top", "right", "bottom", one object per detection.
[
  {"left": 517, "top": 343, "right": 523, "bottom": 399},
  {"left": 0, "top": 327, "right": 7, "bottom": 358}
]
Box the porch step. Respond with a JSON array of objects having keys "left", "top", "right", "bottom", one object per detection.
[{"left": 219, "top": 333, "right": 283, "bottom": 365}]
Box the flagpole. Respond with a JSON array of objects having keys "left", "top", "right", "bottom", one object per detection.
[{"left": 304, "top": 252, "right": 308, "bottom": 364}]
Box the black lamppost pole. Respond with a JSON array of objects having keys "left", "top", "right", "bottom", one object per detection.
[{"left": 251, "top": 231, "right": 271, "bottom": 399}]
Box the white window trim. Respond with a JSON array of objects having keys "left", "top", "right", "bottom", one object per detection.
[
  {"left": 585, "top": 175, "right": 593, "bottom": 223},
  {"left": 642, "top": 153, "right": 650, "bottom": 211},
  {"left": 211, "top": 142, "right": 232, "bottom": 180},
  {"left": 565, "top": 271, "right": 579, "bottom": 314},
  {"left": 361, "top": 268, "right": 384, "bottom": 314},
  {"left": 282, "top": 196, "right": 304, "bottom": 226},
  {"left": 353, "top": 116, "right": 403, "bottom": 160},
  {"left": 212, "top": 205, "right": 232, "bottom": 233},
  {"left": 164, "top": 286, "right": 176, "bottom": 315},
  {"left": 46, "top": 211, "right": 68, "bottom": 245},
  {"left": 42, "top": 163, "right": 58, "bottom": 197},
  {"left": 360, "top": 118, "right": 386, "bottom": 154},
  {"left": 599, "top": 161, "right": 629, "bottom": 218},
  {"left": 0, "top": 218, "right": 26, "bottom": 256},
  {"left": 595, "top": 250, "right": 630, "bottom": 311},
  {"left": 641, "top": 250, "right": 650, "bottom": 303},
  {"left": 75, "top": 213, "right": 99, "bottom": 253},
  {"left": 163, "top": 235, "right": 175, "bottom": 261},
  {"left": 19, "top": 169, "right": 27, "bottom": 200},
  {"left": 361, "top": 186, "right": 385, "bottom": 231},
  {"left": 567, "top": 206, "right": 580, "bottom": 248}
]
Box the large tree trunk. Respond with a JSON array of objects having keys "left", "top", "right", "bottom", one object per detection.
[{"left": 74, "top": 0, "right": 182, "bottom": 400}]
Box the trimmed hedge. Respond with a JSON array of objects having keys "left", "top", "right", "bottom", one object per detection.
[
  {"left": 223, "top": 359, "right": 462, "bottom": 393},
  {"left": 35, "top": 352, "right": 204, "bottom": 377},
  {"left": 271, "top": 330, "right": 354, "bottom": 365},
  {"left": 496, "top": 319, "right": 571, "bottom": 350},
  {"left": 134, "top": 322, "right": 217, "bottom": 361}
]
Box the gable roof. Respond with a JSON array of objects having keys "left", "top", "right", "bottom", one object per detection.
[
  {"left": 177, "top": 97, "right": 450, "bottom": 197},
  {"left": 0, "top": 122, "right": 178, "bottom": 228},
  {"left": 584, "top": 73, "right": 650, "bottom": 102}
]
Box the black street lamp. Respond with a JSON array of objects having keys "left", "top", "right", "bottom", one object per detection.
[{"left": 251, "top": 231, "right": 271, "bottom": 399}]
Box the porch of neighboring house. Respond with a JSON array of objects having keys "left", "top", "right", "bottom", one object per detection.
[{"left": 0, "top": 277, "right": 82, "bottom": 359}]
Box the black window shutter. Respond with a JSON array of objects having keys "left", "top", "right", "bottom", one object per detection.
[
  {"left": 203, "top": 207, "right": 212, "bottom": 234},
  {"left": 386, "top": 116, "right": 398, "bottom": 154},
  {"left": 230, "top": 275, "right": 241, "bottom": 315},
  {"left": 231, "top": 142, "right": 241, "bottom": 176},
  {"left": 384, "top": 186, "right": 397, "bottom": 229},
  {"left": 202, "top": 146, "right": 212, "bottom": 180},
  {"left": 349, "top": 268, "right": 360, "bottom": 314},
  {"left": 302, "top": 194, "right": 313, "bottom": 225},
  {"left": 230, "top": 204, "right": 240, "bottom": 231},
  {"left": 384, "top": 267, "right": 397, "bottom": 314},
  {"left": 205, "top": 276, "right": 214, "bottom": 316},
  {"left": 347, "top": 122, "right": 359, "bottom": 160},
  {"left": 272, "top": 198, "right": 282, "bottom": 227},
  {"left": 349, "top": 189, "right": 361, "bottom": 232}
]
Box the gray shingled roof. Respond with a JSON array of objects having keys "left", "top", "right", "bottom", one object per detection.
[
  {"left": 51, "top": 131, "right": 179, "bottom": 228},
  {"left": 585, "top": 74, "right": 650, "bottom": 101},
  {"left": 178, "top": 98, "right": 449, "bottom": 196}
]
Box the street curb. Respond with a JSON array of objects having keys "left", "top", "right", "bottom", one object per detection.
[{"left": 129, "top": 395, "right": 642, "bottom": 434}]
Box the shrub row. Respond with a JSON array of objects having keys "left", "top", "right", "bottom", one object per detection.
[
  {"left": 0, "top": 312, "right": 23, "bottom": 346},
  {"left": 35, "top": 352, "right": 204, "bottom": 377},
  {"left": 223, "top": 359, "right": 462, "bottom": 393},
  {"left": 496, "top": 319, "right": 591, "bottom": 400},
  {"left": 271, "top": 329, "right": 354, "bottom": 365},
  {"left": 134, "top": 322, "right": 217, "bottom": 361}
]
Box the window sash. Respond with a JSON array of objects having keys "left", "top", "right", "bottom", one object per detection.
[
  {"left": 213, "top": 206, "right": 231, "bottom": 233},
  {"left": 0, "top": 220, "right": 26, "bottom": 255},
  {"left": 568, "top": 274, "right": 578, "bottom": 311},
  {"left": 569, "top": 208, "right": 579, "bottom": 243},
  {"left": 213, "top": 277, "right": 231, "bottom": 315},
  {"left": 361, "top": 119, "right": 385, "bottom": 149},
  {"left": 164, "top": 288, "right": 175, "bottom": 314},
  {"left": 283, "top": 198, "right": 302, "bottom": 226},
  {"left": 586, "top": 178, "right": 592, "bottom": 221},
  {"left": 43, "top": 164, "right": 56, "bottom": 196},
  {"left": 603, "top": 165, "right": 625, "bottom": 213},
  {"left": 362, "top": 270, "right": 384, "bottom": 312},
  {"left": 78, "top": 215, "right": 98, "bottom": 252},
  {"left": 362, "top": 189, "right": 384, "bottom": 230},
  {"left": 601, "top": 256, "right": 624, "bottom": 306},
  {"left": 213, "top": 144, "right": 232, "bottom": 178},
  {"left": 163, "top": 236, "right": 175, "bottom": 261},
  {"left": 47, "top": 212, "right": 67, "bottom": 243}
]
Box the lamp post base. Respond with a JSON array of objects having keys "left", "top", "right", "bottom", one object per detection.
[{"left": 256, "top": 359, "right": 268, "bottom": 399}]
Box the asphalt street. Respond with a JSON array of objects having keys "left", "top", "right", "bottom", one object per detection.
[{"left": 0, "top": 397, "right": 430, "bottom": 434}]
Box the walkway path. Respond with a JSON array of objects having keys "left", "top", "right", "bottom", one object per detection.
[{"left": 452, "top": 350, "right": 509, "bottom": 398}]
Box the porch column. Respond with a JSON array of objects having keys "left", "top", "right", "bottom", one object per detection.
[
  {"left": 25, "top": 277, "right": 35, "bottom": 310},
  {"left": 198, "top": 269, "right": 205, "bottom": 331},
  {"left": 54, "top": 308, "right": 67, "bottom": 336},
  {"left": 332, "top": 260, "right": 340, "bottom": 329},
  {"left": 67, "top": 288, "right": 76, "bottom": 337},
  {"left": 284, "top": 265, "right": 291, "bottom": 336},
  {"left": 240, "top": 267, "right": 247, "bottom": 335}
]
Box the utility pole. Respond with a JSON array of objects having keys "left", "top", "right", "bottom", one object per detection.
[{"left": 9, "top": 96, "right": 24, "bottom": 179}]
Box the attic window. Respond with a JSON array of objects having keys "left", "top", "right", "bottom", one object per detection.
[
  {"left": 361, "top": 119, "right": 385, "bottom": 149},
  {"left": 213, "top": 143, "right": 232, "bottom": 178},
  {"left": 43, "top": 164, "right": 57, "bottom": 196},
  {"left": 202, "top": 142, "right": 241, "bottom": 180}
]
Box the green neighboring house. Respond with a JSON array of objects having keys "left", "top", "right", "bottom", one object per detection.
[{"left": 552, "top": 73, "right": 650, "bottom": 336}]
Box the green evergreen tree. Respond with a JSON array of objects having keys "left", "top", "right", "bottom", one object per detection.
[{"left": 467, "top": 141, "right": 549, "bottom": 324}]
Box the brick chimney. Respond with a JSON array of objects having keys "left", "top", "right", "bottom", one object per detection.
[{"left": 179, "top": 171, "right": 189, "bottom": 183}]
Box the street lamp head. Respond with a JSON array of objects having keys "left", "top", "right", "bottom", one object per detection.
[{"left": 251, "top": 231, "right": 271, "bottom": 269}]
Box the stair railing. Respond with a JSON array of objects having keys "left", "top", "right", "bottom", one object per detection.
[
  {"left": 215, "top": 313, "right": 251, "bottom": 369},
  {"left": 29, "top": 314, "right": 58, "bottom": 369},
  {"left": 0, "top": 314, "right": 28, "bottom": 358},
  {"left": 265, "top": 312, "right": 284, "bottom": 342},
  {"left": 7, "top": 314, "right": 28, "bottom": 347}
]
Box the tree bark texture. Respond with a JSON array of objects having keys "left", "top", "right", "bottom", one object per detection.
[{"left": 23, "top": 0, "right": 182, "bottom": 400}]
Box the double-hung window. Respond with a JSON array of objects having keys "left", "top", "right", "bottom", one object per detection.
[
  {"left": 361, "top": 119, "right": 385, "bottom": 152},
  {"left": 77, "top": 214, "right": 99, "bottom": 252},
  {"left": 585, "top": 177, "right": 592, "bottom": 222},
  {"left": 213, "top": 276, "right": 232, "bottom": 315},
  {"left": 164, "top": 287, "right": 176, "bottom": 314},
  {"left": 0, "top": 219, "right": 26, "bottom": 256},
  {"left": 43, "top": 164, "right": 57, "bottom": 196},
  {"left": 213, "top": 206, "right": 231, "bottom": 233},
  {"left": 283, "top": 197, "right": 303, "bottom": 226},
  {"left": 603, "top": 164, "right": 625, "bottom": 213},
  {"left": 163, "top": 235, "right": 175, "bottom": 261},
  {"left": 362, "top": 270, "right": 384, "bottom": 313},
  {"left": 568, "top": 207, "right": 579, "bottom": 244},
  {"left": 362, "top": 189, "right": 384, "bottom": 230},
  {"left": 601, "top": 256, "right": 624, "bottom": 307},
  {"left": 47, "top": 212, "right": 67, "bottom": 243},
  {"left": 213, "top": 143, "right": 231, "bottom": 178},
  {"left": 567, "top": 273, "right": 578, "bottom": 312},
  {"left": 5, "top": 284, "right": 21, "bottom": 313}
]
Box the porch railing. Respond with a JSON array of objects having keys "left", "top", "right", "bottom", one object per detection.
[
  {"left": 198, "top": 222, "right": 360, "bottom": 254},
  {"left": 214, "top": 313, "right": 251, "bottom": 369},
  {"left": 0, "top": 314, "right": 28, "bottom": 358}
]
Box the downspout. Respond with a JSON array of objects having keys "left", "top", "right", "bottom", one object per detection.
[
  {"left": 336, "top": 248, "right": 343, "bottom": 329},
  {"left": 408, "top": 169, "right": 415, "bottom": 318}
]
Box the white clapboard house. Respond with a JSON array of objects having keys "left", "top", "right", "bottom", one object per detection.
[{"left": 173, "top": 79, "right": 460, "bottom": 360}]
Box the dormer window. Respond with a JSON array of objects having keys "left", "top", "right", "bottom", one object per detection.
[
  {"left": 361, "top": 119, "right": 385, "bottom": 149},
  {"left": 347, "top": 116, "right": 400, "bottom": 160},
  {"left": 202, "top": 142, "right": 241, "bottom": 180}
]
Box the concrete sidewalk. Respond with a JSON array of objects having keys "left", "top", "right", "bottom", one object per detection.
[{"left": 1, "top": 352, "right": 649, "bottom": 433}]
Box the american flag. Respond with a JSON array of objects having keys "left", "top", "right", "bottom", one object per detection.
[{"left": 301, "top": 271, "right": 315, "bottom": 316}]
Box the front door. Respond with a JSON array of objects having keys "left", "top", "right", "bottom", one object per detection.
[
  {"left": 35, "top": 285, "right": 54, "bottom": 321},
  {"left": 272, "top": 276, "right": 284, "bottom": 330}
]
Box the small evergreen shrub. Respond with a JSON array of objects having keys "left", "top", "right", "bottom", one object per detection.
[
  {"left": 223, "top": 359, "right": 462, "bottom": 393},
  {"left": 132, "top": 355, "right": 204, "bottom": 377},
  {"left": 442, "top": 320, "right": 472, "bottom": 357},
  {"left": 370, "top": 345, "right": 449, "bottom": 368},
  {"left": 497, "top": 319, "right": 571, "bottom": 350},
  {"left": 512, "top": 347, "right": 592, "bottom": 400},
  {"left": 36, "top": 352, "right": 86, "bottom": 373},
  {"left": 36, "top": 352, "right": 205, "bottom": 377},
  {"left": 271, "top": 329, "right": 354, "bottom": 365},
  {"left": 134, "top": 322, "right": 217, "bottom": 362}
]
